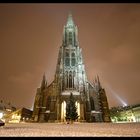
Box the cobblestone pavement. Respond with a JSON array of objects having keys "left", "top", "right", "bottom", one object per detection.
[{"left": 0, "top": 122, "right": 140, "bottom": 137}]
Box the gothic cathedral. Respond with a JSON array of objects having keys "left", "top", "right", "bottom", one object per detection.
[{"left": 32, "top": 14, "right": 111, "bottom": 122}]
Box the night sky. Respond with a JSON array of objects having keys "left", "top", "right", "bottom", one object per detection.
[{"left": 1, "top": 4, "right": 140, "bottom": 110}]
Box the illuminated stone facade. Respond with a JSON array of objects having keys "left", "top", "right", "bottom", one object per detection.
[
  {"left": 3, "top": 108, "right": 32, "bottom": 123},
  {"left": 32, "top": 14, "right": 111, "bottom": 122}
]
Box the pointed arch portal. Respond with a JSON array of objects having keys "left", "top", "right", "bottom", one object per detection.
[
  {"left": 61, "top": 100, "right": 80, "bottom": 122},
  {"left": 61, "top": 101, "right": 66, "bottom": 121}
]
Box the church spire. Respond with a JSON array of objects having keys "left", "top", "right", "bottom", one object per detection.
[
  {"left": 40, "top": 73, "right": 46, "bottom": 91},
  {"left": 63, "top": 13, "right": 78, "bottom": 46},
  {"left": 66, "top": 12, "right": 74, "bottom": 27},
  {"left": 97, "top": 75, "right": 102, "bottom": 89},
  {"left": 94, "top": 75, "right": 102, "bottom": 91},
  {"left": 94, "top": 76, "right": 97, "bottom": 83}
]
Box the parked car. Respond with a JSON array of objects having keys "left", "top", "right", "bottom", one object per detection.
[{"left": 0, "top": 119, "right": 5, "bottom": 126}]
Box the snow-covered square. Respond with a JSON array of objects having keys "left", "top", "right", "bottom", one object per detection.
[{"left": 0, "top": 122, "right": 140, "bottom": 137}]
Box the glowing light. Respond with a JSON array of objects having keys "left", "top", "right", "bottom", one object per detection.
[
  {"left": 75, "top": 101, "right": 80, "bottom": 119},
  {"left": 108, "top": 86, "right": 127, "bottom": 107},
  {"left": 61, "top": 101, "right": 66, "bottom": 121},
  {"left": 0, "top": 112, "right": 3, "bottom": 119}
]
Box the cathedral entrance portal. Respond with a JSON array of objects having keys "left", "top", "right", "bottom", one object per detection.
[{"left": 61, "top": 100, "right": 80, "bottom": 122}]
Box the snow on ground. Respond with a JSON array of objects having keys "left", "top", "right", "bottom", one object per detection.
[{"left": 0, "top": 122, "right": 140, "bottom": 137}]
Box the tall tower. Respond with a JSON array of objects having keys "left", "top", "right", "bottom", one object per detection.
[
  {"left": 32, "top": 13, "right": 111, "bottom": 122},
  {"left": 56, "top": 13, "right": 87, "bottom": 94}
]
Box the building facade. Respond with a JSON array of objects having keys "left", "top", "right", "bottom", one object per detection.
[
  {"left": 32, "top": 14, "right": 111, "bottom": 123},
  {"left": 3, "top": 108, "right": 33, "bottom": 123},
  {"left": 0, "top": 100, "right": 16, "bottom": 122},
  {"left": 110, "top": 104, "right": 140, "bottom": 123}
]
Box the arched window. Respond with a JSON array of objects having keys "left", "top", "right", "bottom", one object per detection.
[
  {"left": 71, "top": 52, "right": 75, "bottom": 57},
  {"left": 71, "top": 58, "right": 76, "bottom": 66},
  {"left": 65, "top": 52, "right": 70, "bottom": 66},
  {"left": 71, "top": 53, "right": 76, "bottom": 66},
  {"left": 73, "top": 71, "right": 75, "bottom": 88},
  {"left": 69, "top": 32, "right": 72, "bottom": 44},
  {"left": 69, "top": 32, "right": 72, "bottom": 38},
  {"left": 65, "top": 52, "right": 69, "bottom": 57},
  {"left": 69, "top": 71, "right": 72, "bottom": 88},
  {"left": 65, "top": 58, "right": 70, "bottom": 66},
  {"left": 73, "top": 71, "right": 75, "bottom": 76}
]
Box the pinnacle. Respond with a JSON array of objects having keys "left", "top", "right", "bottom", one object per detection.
[{"left": 66, "top": 12, "right": 74, "bottom": 26}]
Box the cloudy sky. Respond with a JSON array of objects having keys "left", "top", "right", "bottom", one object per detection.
[{"left": 0, "top": 4, "right": 140, "bottom": 109}]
